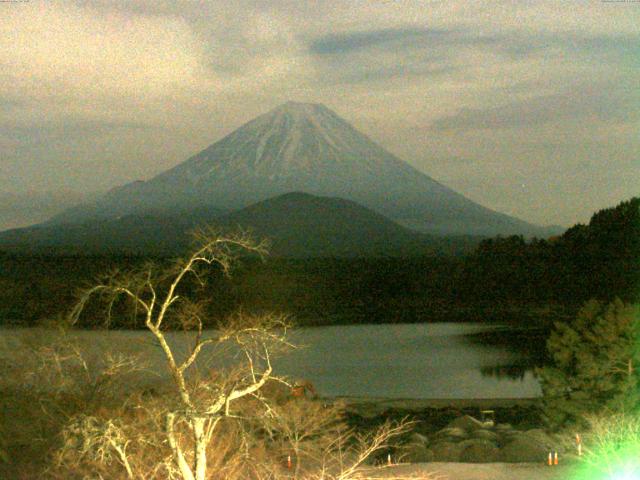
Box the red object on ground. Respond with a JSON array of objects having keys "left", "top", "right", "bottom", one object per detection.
[{"left": 291, "top": 380, "right": 317, "bottom": 398}]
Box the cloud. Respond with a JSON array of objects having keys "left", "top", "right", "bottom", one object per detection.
[
  {"left": 0, "top": 3, "right": 213, "bottom": 100},
  {"left": 304, "top": 24, "right": 640, "bottom": 95},
  {"left": 497, "top": 31, "right": 640, "bottom": 64},
  {"left": 2, "top": 120, "right": 154, "bottom": 149},
  {"left": 430, "top": 80, "right": 639, "bottom": 131},
  {"left": 308, "top": 28, "right": 457, "bottom": 55},
  {"left": 0, "top": 96, "right": 22, "bottom": 107},
  {"left": 307, "top": 27, "right": 478, "bottom": 87},
  {"left": 0, "top": 0, "right": 638, "bottom": 227},
  {"left": 308, "top": 25, "right": 640, "bottom": 80}
]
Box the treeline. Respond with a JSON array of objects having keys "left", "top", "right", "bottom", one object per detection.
[
  {"left": 459, "top": 196, "right": 639, "bottom": 305},
  {"left": 0, "top": 197, "right": 637, "bottom": 327}
]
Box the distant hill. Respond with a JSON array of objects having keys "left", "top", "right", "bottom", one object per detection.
[
  {"left": 0, "top": 193, "right": 480, "bottom": 257},
  {"left": 46, "top": 101, "right": 555, "bottom": 237},
  {"left": 216, "top": 192, "right": 479, "bottom": 257},
  {"left": 0, "top": 215, "right": 180, "bottom": 255},
  {"left": 0, "top": 206, "right": 222, "bottom": 255}
]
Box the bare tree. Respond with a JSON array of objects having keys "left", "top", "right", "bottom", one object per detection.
[
  {"left": 69, "top": 230, "right": 293, "bottom": 480},
  {"left": 59, "top": 230, "right": 435, "bottom": 480},
  {"left": 318, "top": 418, "right": 418, "bottom": 480},
  {"left": 261, "top": 396, "right": 345, "bottom": 478},
  {"left": 265, "top": 399, "right": 420, "bottom": 480}
]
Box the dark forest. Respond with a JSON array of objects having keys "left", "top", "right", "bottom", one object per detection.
[{"left": 1, "top": 197, "right": 637, "bottom": 329}]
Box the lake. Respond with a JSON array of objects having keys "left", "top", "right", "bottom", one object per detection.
[
  {"left": 0, "top": 323, "right": 541, "bottom": 399},
  {"left": 274, "top": 323, "right": 541, "bottom": 399}
]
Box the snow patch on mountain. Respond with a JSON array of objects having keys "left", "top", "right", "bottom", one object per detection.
[{"left": 48, "top": 101, "right": 547, "bottom": 236}]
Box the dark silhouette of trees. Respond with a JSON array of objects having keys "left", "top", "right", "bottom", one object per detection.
[
  {"left": 456, "top": 197, "right": 639, "bottom": 307},
  {"left": 536, "top": 299, "right": 640, "bottom": 428},
  {"left": 2, "top": 197, "right": 637, "bottom": 329}
]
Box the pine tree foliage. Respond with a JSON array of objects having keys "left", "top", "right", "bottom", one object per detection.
[{"left": 537, "top": 299, "right": 640, "bottom": 428}]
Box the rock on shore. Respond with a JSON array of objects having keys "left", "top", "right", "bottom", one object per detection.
[{"left": 399, "top": 415, "right": 569, "bottom": 464}]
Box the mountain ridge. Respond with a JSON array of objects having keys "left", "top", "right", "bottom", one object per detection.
[
  {"left": 0, "top": 192, "right": 481, "bottom": 257},
  {"left": 47, "top": 101, "right": 553, "bottom": 236}
]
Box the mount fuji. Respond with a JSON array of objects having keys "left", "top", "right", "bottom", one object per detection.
[{"left": 47, "top": 101, "right": 547, "bottom": 236}]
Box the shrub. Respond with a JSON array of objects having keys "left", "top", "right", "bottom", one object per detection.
[
  {"left": 571, "top": 413, "right": 640, "bottom": 480},
  {"left": 536, "top": 299, "right": 640, "bottom": 428}
]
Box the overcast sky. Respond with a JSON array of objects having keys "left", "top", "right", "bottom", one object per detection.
[{"left": 1, "top": 0, "right": 638, "bottom": 228}]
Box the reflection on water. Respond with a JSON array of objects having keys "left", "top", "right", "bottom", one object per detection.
[
  {"left": 271, "top": 323, "right": 542, "bottom": 399},
  {"left": 0, "top": 323, "right": 544, "bottom": 400},
  {"left": 480, "top": 364, "right": 530, "bottom": 381}
]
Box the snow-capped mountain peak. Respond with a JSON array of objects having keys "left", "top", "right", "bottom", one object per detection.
[{"left": 48, "top": 102, "right": 544, "bottom": 236}]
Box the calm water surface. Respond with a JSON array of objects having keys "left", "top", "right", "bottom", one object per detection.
[
  {"left": 272, "top": 323, "right": 541, "bottom": 399},
  {"left": 1, "top": 323, "right": 541, "bottom": 399}
]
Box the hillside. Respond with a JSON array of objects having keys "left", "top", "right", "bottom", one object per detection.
[
  {"left": 217, "top": 192, "right": 478, "bottom": 257},
  {"left": 0, "top": 192, "right": 479, "bottom": 257}
]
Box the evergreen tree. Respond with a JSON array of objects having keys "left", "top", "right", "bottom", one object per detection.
[{"left": 536, "top": 299, "right": 640, "bottom": 428}]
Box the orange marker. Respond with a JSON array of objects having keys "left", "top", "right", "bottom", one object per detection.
[
  {"left": 287, "top": 455, "right": 292, "bottom": 469},
  {"left": 576, "top": 434, "right": 582, "bottom": 456},
  {"left": 554, "top": 451, "right": 558, "bottom": 465},
  {"left": 548, "top": 452, "right": 553, "bottom": 466}
]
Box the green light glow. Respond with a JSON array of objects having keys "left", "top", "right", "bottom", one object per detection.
[
  {"left": 610, "top": 471, "right": 639, "bottom": 480},
  {"left": 565, "top": 412, "right": 640, "bottom": 480},
  {"left": 572, "top": 439, "right": 640, "bottom": 480}
]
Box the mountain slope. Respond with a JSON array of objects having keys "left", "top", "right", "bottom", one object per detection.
[
  {"left": 217, "top": 192, "right": 429, "bottom": 257},
  {"left": 0, "top": 214, "right": 186, "bottom": 254},
  {"left": 0, "top": 193, "right": 480, "bottom": 256},
  {"left": 0, "top": 207, "right": 222, "bottom": 254},
  {"left": 49, "top": 101, "right": 548, "bottom": 236}
]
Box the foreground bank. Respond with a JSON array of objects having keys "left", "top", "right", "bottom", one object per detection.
[{"left": 340, "top": 398, "right": 575, "bottom": 465}]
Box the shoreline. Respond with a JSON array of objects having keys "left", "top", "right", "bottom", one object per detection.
[
  {"left": 328, "top": 396, "right": 545, "bottom": 433},
  {"left": 328, "top": 396, "right": 540, "bottom": 411}
]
